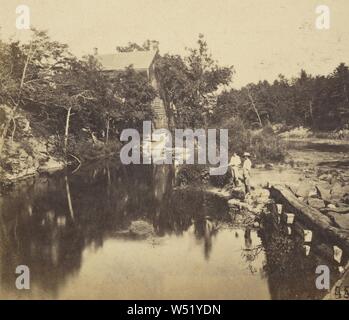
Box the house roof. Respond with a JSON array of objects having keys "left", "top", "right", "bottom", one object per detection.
[{"left": 96, "top": 50, "right": 158, "bottom": 71}]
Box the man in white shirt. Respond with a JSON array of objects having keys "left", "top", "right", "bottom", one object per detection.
[
  {"left": 229, "top": 152, "right": 241, "bottom": 186},
  {"left": 242, "top": 152, "right": 252, "bottom": 194}
]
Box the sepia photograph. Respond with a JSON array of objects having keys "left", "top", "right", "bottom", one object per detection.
[{"left": 0, "top": 0, "right": 349, "bottom": 306}]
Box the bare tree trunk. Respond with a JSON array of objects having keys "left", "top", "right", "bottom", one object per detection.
[
  {"left": 64, "top": 107, "right": 72, "bottom": 154},
  {"left": 65, "top": 175, "right": 75, "bottom": 221},
  {"left": 309, "top": 100, "right": 313, "bottom": 125},
  {"left": 10, "top": 118, "right": 16, "bottom": 143},
  {"left": 0, "top": 41, "right": 34, "bottom": 156},
  {"left": 0, "top": 108, "right": 14, "bottom": 155},
  {"left": 105, "top": 116, "right": 110, "bottom": 144},
  {"left": 344, "top": 84, "right": 349, "bottom": 103},
  {"left": 247, "top": 89, "right": 263, "bottom": 128}
]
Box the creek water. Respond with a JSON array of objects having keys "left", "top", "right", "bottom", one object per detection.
[{"left": 0, "top": 140, "right": 346, "bottom": 299}]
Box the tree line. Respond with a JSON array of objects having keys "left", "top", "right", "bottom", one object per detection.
[
  {"left": 214, "top": 65, "right": 349, "bottom": 131},
  {"left": 0, "top": 29, "right": 156, "bottom": 158},
  {"left": 1, "top": 28, "right": 347, "bottom": 163}
]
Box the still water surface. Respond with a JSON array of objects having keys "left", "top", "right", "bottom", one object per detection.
[{"left": 0, "top": 160, "right": 331, "bottom": 299}]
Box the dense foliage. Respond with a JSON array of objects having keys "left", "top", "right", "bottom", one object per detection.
[
  {"left": 0, "top": 29, "right": 155, "bottom": 158},
  {"left": 1, "top": 28, "right": 347, "bottom": 167},
  {"left": 155, "top": 34, "right": 233, "bottom": 128},
  {"left": 214, "top": 66, "right": 349, "bottom": 131}
]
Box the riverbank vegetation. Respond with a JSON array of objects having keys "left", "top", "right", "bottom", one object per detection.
[
  {"left": 0, "top": 29, "right": 155, "bottom": 180},
  {"left": 214, "top": 66, "right": 349, "bottom": 131},
  {"left": 1, "top": 28, "right": 348, "bottom": 181}
]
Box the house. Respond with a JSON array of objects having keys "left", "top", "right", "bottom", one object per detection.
[{"left": 95, "top": 48, "right": 168, "bottom": 129}]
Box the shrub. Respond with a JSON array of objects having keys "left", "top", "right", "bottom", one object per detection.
[
  {"left": 250, "top": 126, "right": 287, "bottom": 162},
  {"left": 176, "top": 164, "right": 208, "bottom": 186},
  {"left": 223, "top": 118, "right": 287, "bottom": 163}
]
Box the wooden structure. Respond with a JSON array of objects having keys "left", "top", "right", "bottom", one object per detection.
[{"left": 96, "top": 49, "right": 168, "bottom": 129}]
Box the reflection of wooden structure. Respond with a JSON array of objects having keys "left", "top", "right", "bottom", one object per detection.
[
  {"left": 96, "top": 49, "right": 168, "bottom": 129},
  {"left": 263, "top": 186, "right": 349, "bottom": 299}
]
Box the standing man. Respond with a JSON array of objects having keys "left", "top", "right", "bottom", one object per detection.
[
  {"left": 229, "top": 152, "right": 241, "bottom": 186},
  {"left": 242, "top": 152, "right": 252, "bottom": 194}
]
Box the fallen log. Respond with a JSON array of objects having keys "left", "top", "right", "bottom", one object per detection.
[{"left": 269, "top": 185, "right": 349, "bottom": 252}]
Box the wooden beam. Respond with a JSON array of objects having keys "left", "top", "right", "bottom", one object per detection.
[{"left": 270, "top": 185, "right": 349, "bottom": 251}]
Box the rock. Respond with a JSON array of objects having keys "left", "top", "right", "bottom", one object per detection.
[
  {"left": 323, "top": 205, "right": 349, "bottom": 215},
  {"left": 331, "top": 182, "right": 346, "bottom": 201},
  {"left": 230, "top": 186, "right": 245, "bottom": 200},
  {"left": 264, "top": 163, "right": 273, "bottom": 170},
  {"left": 308, "top": 189, "right": 318, "bottom": 198},
  {"left": 307, "top": 198, "right": 326, "bottom": 209},
  {"left": 228, "top": 199, "right": 253, "bottom": 212},
  {"left": 316, "top": 185, "right": 332, "bottom": 202},
  {"left": 327, "top": 203, "right": 336, "bottom": 209},
  {"left": 253, "top": 221, "right": 260, "bottom": 228},
  {"left": 319, "top": 174, "right": 333, "bottom": 182},
  {"left": 343, "top": 194, "right": 349, "bottom": 205},
  {"left": 38, "top": 157, "right": 65, "bottom": 173},
  {"left": 319, "top": 174, "right": 328, "bottom": 180},
  {"left": 295, "top": 182, "right": 317, "bottom": 198},
  {"left": 326, "top": 212, "right": 349, "bottom": 230},
  {"left": 129, "top": 220, "right": 154, "bottom": 237},
  {"left": 287, "top": 184, "right": 298, "bottom": 195},
  {"left": 249, "top": 188, "right": 270, "bottom": 207}
]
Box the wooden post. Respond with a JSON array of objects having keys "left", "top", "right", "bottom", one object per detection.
[
  {"left": 283, "top": 213, "right": 295, "bottom": 224},
  {"left": 64, "top": 106, "right": 72, "bottom": 154},
  {"left": 276, "top": 204, "right": 283, "bottom": 214},
  {"left": 294, "top": 222, "right": 313, "bottom": 243},
  {"left": 333, "top": 246, "right": 343, "bottom": 264},
  {"left": 303, "top": 245, "right": 311, "bottom": 256}
]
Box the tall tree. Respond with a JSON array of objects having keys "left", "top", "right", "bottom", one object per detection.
[{"left": 156, "top": 34, "right": 233, "bottom": 128}]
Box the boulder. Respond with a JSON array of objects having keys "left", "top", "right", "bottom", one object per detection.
[
  {"left": 230, "top": 186, "right": 246, "bottom": 200},
  {"left": 326, "top": 212, "right": 349, "bottom": 230},
  {"left": 264, "top": 163, "right": 273, "bottom": 170},
  {"left": 250, "top": 188, "right": 270, "bottom": 204},
  {"left": 129, "top": 220, "right": 154, "bottom": 237},
  {"left": 316, "top": 185, "right": 332, "bottom": 202},
  {"left": 38, "top": 157, "right": 65, "bottom": 173},
  {"left": 319, "top": 174, "right": 333, "bottom": 183},
  {"left": 295, "top": 182, "right": 317, "bottom": 198},
  {"left": 327, "top": 203, "right": 337, "bottom": 209},
  {"left": 307, "top": 198, "right": 326, "bottom": 209},
  {"left": 331, "top": 182, "right": 345, "bottom": 201},
  {"left": 343, "top": 194, "right": 349, "bottom": 205}
]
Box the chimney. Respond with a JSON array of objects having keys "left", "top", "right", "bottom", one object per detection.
[{"left": 93, "top": 47, "right": 98, "bottom": 56}]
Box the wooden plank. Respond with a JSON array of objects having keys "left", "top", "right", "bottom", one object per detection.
[
  {"left": 270, "top": 185, "right": 349, "bottom": 251},
  {"left": 294, "top": 222, "right": 313, "bottom": 243},
  {"left": 282, "top": 213, "right": 295, "bottom": 224}
]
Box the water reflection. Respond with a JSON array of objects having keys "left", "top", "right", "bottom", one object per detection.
[
  {"left": 0, "top": 160, "right": 342, "bottom": 299},
  {"left": 260, "top": 205, "right": 348, "bottom": 300},
  {"left": 0, "top": 161, "right": 240, "bottom": 299}
]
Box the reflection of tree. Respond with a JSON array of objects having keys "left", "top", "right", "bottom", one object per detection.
[
  {"left": 0, "top": 161, "right": 230, "bottom": 298},
  {"left": 241, "top": 242, "right": 264, "bottom": 275},
  {"left": 65, "top": 175, "right": 74, "bottom": 220},
  {"left": 193, "top": 217, "right": 219, "bottom": 260}
]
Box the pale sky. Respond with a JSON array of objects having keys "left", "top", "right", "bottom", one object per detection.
[{"left": 0, "top": 0, "right": 348, "bottom": 87}]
